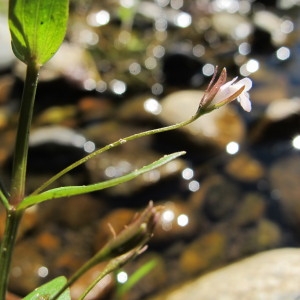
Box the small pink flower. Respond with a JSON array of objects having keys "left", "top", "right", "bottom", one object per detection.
[
  {"left": 198, "top": 67, "right": 252, "bottom": 113},
  {"left": 213, "top": 77, "right": 252, "bottom": 112}
]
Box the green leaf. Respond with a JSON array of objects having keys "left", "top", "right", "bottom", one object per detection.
[
  {"left": 116, "top": 258, "right": 157, "bottom": 298},
  {"left": 17, "top": 151, "right": 185, "bottom": 210},
  {"left": 23, "top": 276, "right": 70, "bottom": 300},
  {"left": 9, "top": 0, "right": 69, "bottom": 65},
  {"left": 0, "top": 188, "right": 9, "bottom": 210}
]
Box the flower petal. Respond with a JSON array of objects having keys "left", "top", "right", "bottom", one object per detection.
[
  {"left": 238, "top": 92, "right": 251, "bottom": 112},
  {"left": 235, "top": 78, "right": 252, "bottom": 91},
  {"left": 222, "top": 77, "right": 238, "bottom": 89},
  {"left": 198, "top": 67, "right": 253, "bottom": 114},
  {"left": 212, "top": 77, "right": 238, "bottom": 103}
]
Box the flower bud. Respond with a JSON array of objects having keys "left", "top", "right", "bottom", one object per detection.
[
  {"left": 99, "top": 201, "right": 161, "bottom": 260},
  {"left": 198, "top": 67, "right": 252, "bottom": 114}
]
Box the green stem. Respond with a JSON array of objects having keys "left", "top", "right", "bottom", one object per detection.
[
  {"left": 78, "top": 252, "right": 137, "bottom": 300},
  {"left": 0, "top": 209, "right": 23, "bottom": 300},
  {"left": 0, "top": 62, "right": 39, "bottom": 297},
  {"left": 10, "top": 62, "right": 40, "bottom": 205},
  {"left": 0, "top": 189, "right": 9, "bottom": 211},
  {"left": 52, "top": 218, "right": 147, "bottom": 300},
  {"left": 31, "top": 113, "right": 201, "bottom": 196},
  {"left": 52, "top": 250, "right": 107, "bottom": 300},
  {"left": 52, "top": 243, "right": 139, "bottom": 300}
]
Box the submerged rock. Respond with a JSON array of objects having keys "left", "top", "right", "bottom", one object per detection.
[
  {"left": 179, "top": 230, "right": 227, "bottom": 276},
  {"left": 201, "top": 175, "right": 241, "bottom": 221},
  {"left": 153, "top": 200, "right": 200, "bottom": 243},
  {"left": 238, "top": 219, "right": 282, "bottom": 255},
  {"left": 9, "top": 240, "right": 49, "bottom": 295},
  {"left": 117, "top": 94, "right": 163, "bottom": 124},
  {"left": 269, "top": 154, "right": 300, "bottom": 234},
  {"left": 250, "top": 98, "right": 300, "bottom": 144},
  {"left": 231, "top": 193, "right": 266, "bottom": 227},
  {"left": 225, "top": 153, "right": 265, "bottom": 182}
]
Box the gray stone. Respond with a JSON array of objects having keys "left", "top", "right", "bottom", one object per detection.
[{"left": 150, "top": 248, "right": 300, "bottom": 300}]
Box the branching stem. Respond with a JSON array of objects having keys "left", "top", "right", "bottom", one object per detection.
[{"left": 31, "top": 113, "right": 201, "bottom": 196}]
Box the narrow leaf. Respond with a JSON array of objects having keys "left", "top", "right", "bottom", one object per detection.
[
  {"left": 18, "top": 151, "right": 186, "bottom": 210},
  {"left": 116, "top": 258, "right": 157, "bottom": 297},
  {"left": 0, "top": 188, "right": 9, "bottom": 210},
  {"left": 9, "top": 0, "right": 69, "bottom": 65},
  {"left": 23, "top": 276, "right": 70, "bottom": 300}
]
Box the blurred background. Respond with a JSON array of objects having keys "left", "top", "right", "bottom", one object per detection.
[{"left": 1, "top": 0, "right": 300, "bottom": 299}]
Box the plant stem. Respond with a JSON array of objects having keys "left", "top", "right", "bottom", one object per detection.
[
  {"left": 52, "top": 252, "right": 103, "bottom": 300},
  {"left": 53, "top": 244, "right": 138, "bottom": 300},
  {"left": 0, "top": 209, "right": 23, "bottom": 300},
  {"left": 31, "top": 113, "right": 201, "bottom": 196},
  {"left": 0, "top": 61, "right": 39, "bottom": 298},
  {"left": 78, "top": 252, "right": 138, "bottom": 300},
  {"left": 10, "top": 62, "right": 40, "bottom": 205}
]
